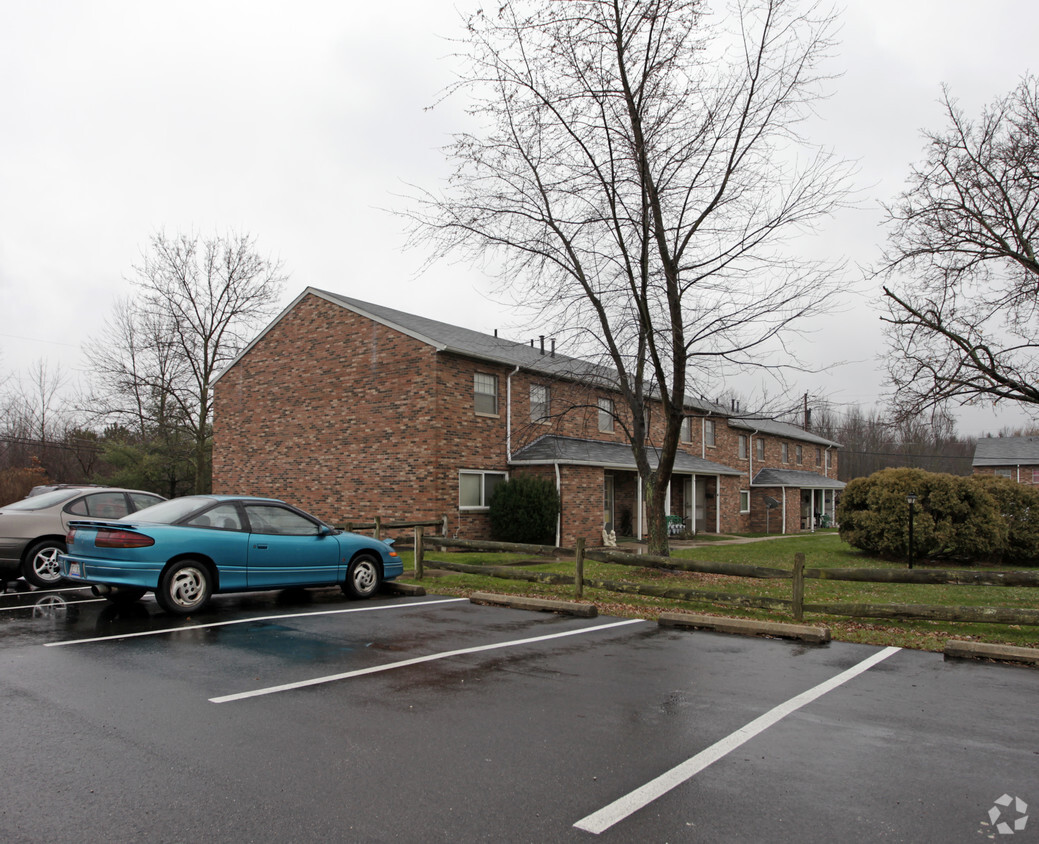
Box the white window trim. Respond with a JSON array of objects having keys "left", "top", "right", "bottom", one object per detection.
[
  {"left": 739, "top": 489, "right": 751, "bottom": 514},
  {"left": 531, "top": 384, "right": 550, "bottom": 424},
  {"left": 458, "top": 469, "right": 508, "bottom": 510},
  {"left": 598, "top": 397, "right": 615, "bottom": 432},
  {"left": 474, "top": 373, "right": 499, "bottom": 417},
  {"left": 680, "top": 416, "right": 692, "bottom": 443}
]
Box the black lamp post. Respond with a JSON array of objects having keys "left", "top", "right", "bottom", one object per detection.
[{"left": 906, "top": 492, "right": 917, "bottom": 570}]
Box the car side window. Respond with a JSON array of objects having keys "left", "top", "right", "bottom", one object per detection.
[
  {"left": 129, "top": 493, "right": 164, "bottom": 512},
  {"left": 185, "top": 503, "right": 243, "bottom": 531},
  {"left": 68, "top": 492, "right": 131, "bottom": 519},
  {"left": 244, "top": 505, "right": 320, "bottom": 536}
]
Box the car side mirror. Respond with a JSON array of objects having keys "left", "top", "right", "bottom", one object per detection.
[{"left": 318, "top": 524, "right": 335, "bottom": 537}]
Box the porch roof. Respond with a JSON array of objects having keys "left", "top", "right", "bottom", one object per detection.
[
  {"left": 511, "top": 435, "right": 742, "bottom": 476},
  {"left": 752, "top": 468, "right": 846, "bottom": 490}
]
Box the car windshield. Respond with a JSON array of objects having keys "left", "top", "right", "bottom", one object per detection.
[
  {"left": 2, "top": 488, "right": 83, "bottom": 511},
  {"left": 121, "top": 496, "right": 216, "bottom": 525}
]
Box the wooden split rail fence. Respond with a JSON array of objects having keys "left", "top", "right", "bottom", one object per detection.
[{"left": 410, "top": 535, "right": 1039, "bottom": 627}]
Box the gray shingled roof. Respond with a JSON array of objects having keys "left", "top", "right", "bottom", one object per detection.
[
  {"left": 222, "top": 288, "right": 839, "bottom": 449},
  {"left": 728, "top": 416, "right": 842, "bottom": 448},
  {"left": 752, "top": 468, "right": 846, "bottom": 489},
  {"left": 315, "top": 288, "right": 615, "bottom": 384},
  {"left": 972, "top": 436, "right": 1039, "bottom": 466},
  {"left": 511, "top": 435, "right": 742, "bottom": 475}
]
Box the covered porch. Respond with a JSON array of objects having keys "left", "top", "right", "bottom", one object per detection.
[
  {"left": 511, "top": 435, "right": 741, "bottom": 544},
  {"left": 750, "top": 468, "right": 845, "bottom": 534}
]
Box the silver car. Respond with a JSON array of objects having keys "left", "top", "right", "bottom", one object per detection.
[{"left": 0, "top": 487, "right": 165, "bottom": 588}]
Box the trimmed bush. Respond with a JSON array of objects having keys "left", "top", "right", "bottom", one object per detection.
[
  {"left": 972, "top": 474, "right": 1039, "bottom": 563},
  {"left": 488, "top": 474, "right": 560, "bottom": 545},
  {"left": 837, "top": 467, "right": 1005, "bottom": 562}
]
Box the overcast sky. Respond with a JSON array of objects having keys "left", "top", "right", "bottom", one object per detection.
[{"left": 1, "top": 1, "right": 1036, "bottom": 437}]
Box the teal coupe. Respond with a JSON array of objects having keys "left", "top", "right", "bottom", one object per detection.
[{"left": 60, "top": 495, "right": 403, "bottom": 614}]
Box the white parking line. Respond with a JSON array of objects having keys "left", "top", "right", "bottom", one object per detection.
[
  {"left": 43, "top": 597, "right": 469, "bottom": 647},
  {"left": 0, "top": 586, "right": 91, "bottom": 597},
  {"left": 210, "top": 618, "right": 648, "bottom": 703},
  {"left": 574, "top": 645, "right": 902, "bottom": 834},
  {"left": 0, "top": 597, "right": 106, "bottom": 613}
]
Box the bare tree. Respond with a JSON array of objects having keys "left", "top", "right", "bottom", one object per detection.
[
  {"left": 86, "top": 232, "right": 286, "bottom": 493},
  {"left": 881, "top": 75, "right": 1039, "bottom": 421},
  {"left": 4, "top": 359, "right": 70, "bottom": 443},
  {"left": 409, "top": 0, "right": 850, "bottom": 554}
]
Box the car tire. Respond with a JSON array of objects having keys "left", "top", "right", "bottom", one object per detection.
[
  {"left": 155, "top": 559, "right": 212, "bottom": 615},
  {"left": 23, "top": 539, "right": 67, "bottom": 588},
  {"left": 342, "top": 553, "right": 382, "bottom": 600}
]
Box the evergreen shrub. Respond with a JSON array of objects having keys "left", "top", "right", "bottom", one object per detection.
[
  {"left": 488, "top": 474, "right": 560, "bottom": 545},
  {"left": 837, "top": 467, "right": 1013, "bottom": 562}
]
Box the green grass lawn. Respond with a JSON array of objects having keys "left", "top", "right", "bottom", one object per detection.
[{"left": 395, "top": 531, "right": 1039, "bottom": 653}]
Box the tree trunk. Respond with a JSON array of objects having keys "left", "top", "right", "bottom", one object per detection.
[{"left": 644, "top": 475, "right": 670, "bottom": 557}]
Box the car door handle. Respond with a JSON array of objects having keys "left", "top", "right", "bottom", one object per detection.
[{"left": 253, "top": 544, "right": 269, "bottom": 550}]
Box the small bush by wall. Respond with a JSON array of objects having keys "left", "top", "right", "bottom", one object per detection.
[{"left": 488, "top": 474, "right": 560, "bottom": 545}]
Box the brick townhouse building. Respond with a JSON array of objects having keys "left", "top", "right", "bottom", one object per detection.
[
  {"left": 212, "top": 287, "right": 843, "bottom": 546},
  {"left": 972, "top": 437, "right": 1039, "bottom": 484}
]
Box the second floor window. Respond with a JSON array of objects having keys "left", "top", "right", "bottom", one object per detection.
[
  {"left": 530, "top": 384, "right": 550, "bottom": 422},
  {"left": 474, "top": 373, "right": 498, "bottom": 415},
  {"left": 598, "top": 397, "right": 615, "bottom": 432},
  {"left": 756, "top": 438, "right": 764, "bottom": 461},
  {"left": 781, "top": 442, "right": 789, "bottom": 463},
  {"left": 704, "top": 419, "right": 716, "bottom": 447},
  {"left": 680, "top": 416, "right": 692, "bottom": 443},
  {"left": 796, "top": 445, "right": 803, "bottom": 465},
  {"left": 816, "top": 447, "right": 822, "bottom": 466},
  {"left": 738, "top": 435, "right": 748, "bottom": 460}
]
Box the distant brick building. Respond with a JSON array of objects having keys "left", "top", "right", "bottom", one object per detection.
[
  {"left": 972, "top": 437, "right": 1039, "bottom": 484},
  {"left": 212, "top": 288, "right": 843, "bottom": 546}
]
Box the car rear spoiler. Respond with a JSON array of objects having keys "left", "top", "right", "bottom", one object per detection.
[{"left": 67, "top": 519, "right": 142, "bottom": 530}]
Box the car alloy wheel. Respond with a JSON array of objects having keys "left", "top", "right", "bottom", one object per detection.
[
  {"left": 343, "top": 553, "right": 381, "bottom": 599},
  {"left": 157, "top": 560, "right": 212, "bottom": 614},
  {"left": 24, "top": 540, "right": 67, "bottom": 588}
]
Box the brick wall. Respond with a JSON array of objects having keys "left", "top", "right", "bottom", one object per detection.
[
  {"left": 213, "top": 294, "right": 443, "bottom": 526},
  {"left": 214, "top": 292, "right": 842, "bottom": 543},
  {"left": 973, "top": 466, "right": 1039, "bottom": 485}
]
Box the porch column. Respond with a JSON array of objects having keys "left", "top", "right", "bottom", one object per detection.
[
  {"left": 715, "top": 475, "right": 721, "bottom": 534},
  {"left": 637, "top": 476, "right": 644, "bottom": 539}
]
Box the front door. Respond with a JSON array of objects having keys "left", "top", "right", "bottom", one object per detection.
[
  {"left": 683, "top": 477, "right": 707, "bottom": 533},
  {"left": 603, "top": 475, "right": 615, "bottom": 533}
]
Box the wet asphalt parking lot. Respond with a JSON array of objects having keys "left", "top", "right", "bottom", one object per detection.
[{"left": 1, "top": 582, "right": 1037, "bottom": 843}]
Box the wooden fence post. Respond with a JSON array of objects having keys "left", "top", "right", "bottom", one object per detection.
[
  {"left": 415, "top": 525, "right": 424, "bottom": 580},
  {"left": 792, "top": 552, "right": 805, "bottom": 622},
  {"left": 374, "top": 516, "right": 382, "bottom": 541},
  {"left": 575, "top": 537, "right": 585, "bottom": 599}
]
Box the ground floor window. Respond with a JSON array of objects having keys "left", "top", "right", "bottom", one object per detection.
[
  {"left": 459, "top": 470, "right": 507, "bottom": 509},
  {"left": 739, "top": 489, "right": 750, "bottom": 513}
]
